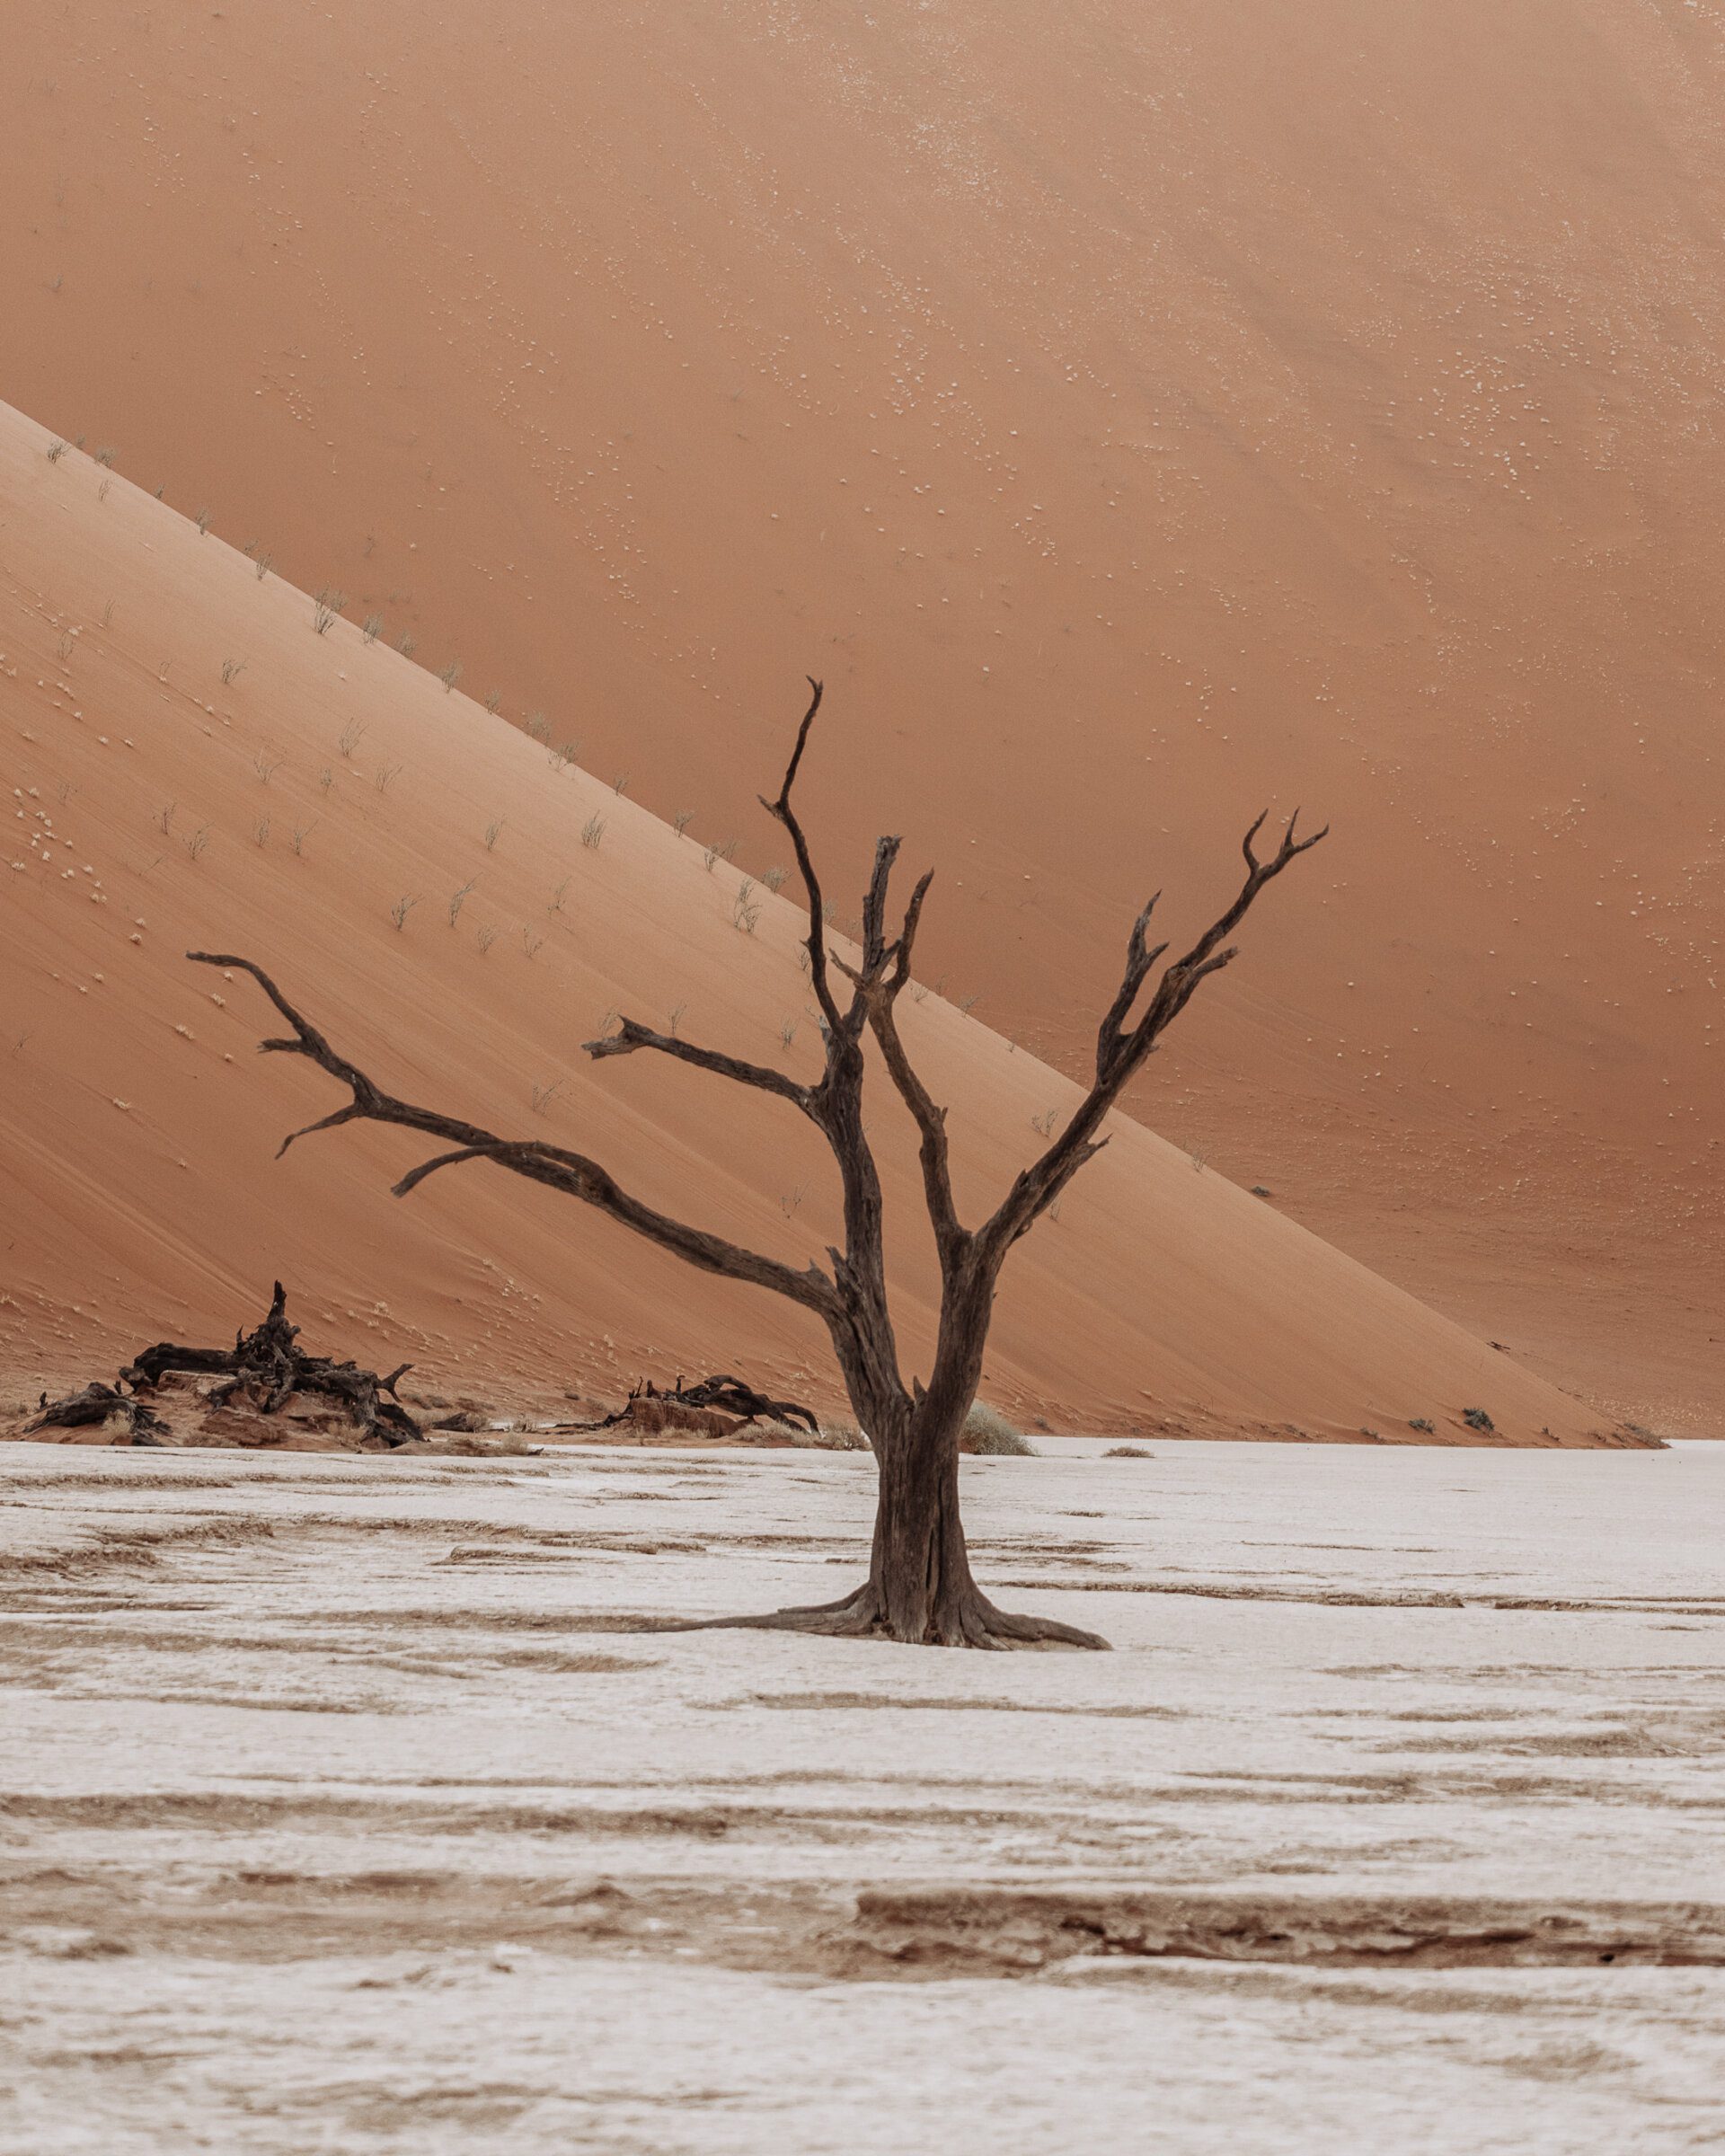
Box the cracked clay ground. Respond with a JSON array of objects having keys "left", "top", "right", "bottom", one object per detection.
[{"left": 2, "top": 1437, "right": 1722, "bottom": 2152}]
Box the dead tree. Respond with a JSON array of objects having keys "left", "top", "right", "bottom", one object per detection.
[
  {"left": 122, "top": 1282, "right": 420, "bottom": 1445},
  {"left": 191, "top": 679, "right": 1323, "bottom": 1648}
]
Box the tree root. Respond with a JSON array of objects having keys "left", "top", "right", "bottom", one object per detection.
[{"left": 676, "top": 1581, "right": 1110, "bottom": 1650}]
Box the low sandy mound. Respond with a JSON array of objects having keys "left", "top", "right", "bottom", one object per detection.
[{"left": 0, "top": 405, "right": 1634, "bottom": 1444}]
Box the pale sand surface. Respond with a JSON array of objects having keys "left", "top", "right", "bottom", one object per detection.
[
  {"left": 3, "top": 1440, "right": 1721, "bottom": 2151},
  {"left": 3, "top": 3, "right": 1721, "bottom": 1431}
]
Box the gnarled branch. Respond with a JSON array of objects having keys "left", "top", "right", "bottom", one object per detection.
[{"left": 187, "top": 953, "right": 839, "bottom": 1320}]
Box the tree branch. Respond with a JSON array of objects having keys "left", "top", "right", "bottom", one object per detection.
[
  {"left": 188, "top": 953, "right": 839, "bottom": 1319},
  {"left": 973, "top": 808, "right": 1328, "bottom": 1266},
  {"left": 854, "top": 848, "right": 964, "bottom": 1266},
  {"left": 584, "top": 1016, "right": 818, "bottom": 1119},
  {"left": 758, "top": 677, "right": 848, "bottom": 1041}
]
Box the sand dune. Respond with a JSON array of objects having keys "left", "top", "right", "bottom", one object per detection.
[
  {"left": 2, "top": 1, "right": 1716, "bottom": 1430},
  {"left": 0, "top": 404, "right": 1628, "bottom": 1445}
]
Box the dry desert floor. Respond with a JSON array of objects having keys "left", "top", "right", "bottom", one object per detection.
[{"left": 2, "top": 1437, "right": 1722, "bottom": 2153}]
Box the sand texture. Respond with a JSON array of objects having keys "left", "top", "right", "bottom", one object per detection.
[
  {"left": 1, "top": 1, "right": 1719, "bottom": 1430},
  {"left": 3, "top": 405, "right": 1643, "bottom": 1445},
  {"left": 3, "top": 1436, "right": 1722, "bottom": 2151}
]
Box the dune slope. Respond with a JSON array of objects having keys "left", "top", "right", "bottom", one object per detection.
[
  {"left": 1, "top": 1, "right": 1718, "bottom": 1429},
  {"left": 0, "top": 407, "right": 1623, "bottom": 1445}
]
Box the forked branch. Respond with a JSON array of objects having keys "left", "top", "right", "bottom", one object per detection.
[
  {"left": 186, "top": 953, "right": 838, "bottom": 1319},
  {"left": 976, "top": 808, "right": 1328, "bottom": 1260}
]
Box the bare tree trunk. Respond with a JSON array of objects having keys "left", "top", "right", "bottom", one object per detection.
[
  {"left": 734, "top": 1357, "right": 1105, "bottom": 1648},
  {"left": 871, "top": 1406, "right": 1000, "bottom": 1644}
]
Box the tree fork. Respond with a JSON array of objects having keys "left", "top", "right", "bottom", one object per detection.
[{"left": 195, "top": 677, "right": 1324, "bottom": 1648}]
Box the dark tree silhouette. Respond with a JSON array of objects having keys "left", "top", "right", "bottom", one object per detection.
[{"left": 192, "top": 680, "right": 1323, "bottom": 1648}]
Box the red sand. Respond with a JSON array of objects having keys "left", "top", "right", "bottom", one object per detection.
[
  {"left": 0, "top": 407, "right": 1632, "bottom": 1445},
  {"left": 2, "top": 2, "right": 1718, "bottom": 1432}
]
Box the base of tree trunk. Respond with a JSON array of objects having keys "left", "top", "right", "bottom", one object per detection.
[{"left": 687, "top": 1582, "right": 1109, "bottom": 1651}]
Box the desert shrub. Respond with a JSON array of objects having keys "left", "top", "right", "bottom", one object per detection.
[
  {"left": 1104, "top": 1445, "right": 1151, "bottom": 1459},
  {"left": 961, "top": 1401, "right": 1037, "bottom": 1455}
]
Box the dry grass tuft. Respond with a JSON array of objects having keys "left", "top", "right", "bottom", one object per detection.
[{"left": 962, "top": 1401, "right": 1037, "bottom": 1455}]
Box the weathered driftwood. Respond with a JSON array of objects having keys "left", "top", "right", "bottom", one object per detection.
[
  {"left": 26, "top": 1380, "right": 169, "bottom": 1445},
  {"left": 117, "top": 1283, "right": 420, "bottom": 1445},
  {"left": 562, "top": 1374, "right": 816, "bottom": 1439},
  {"left": 670, "top": 1374, "right": 818, "bottom": 1431},
  {"left": 194, "top": 679, "right": 1323, "bottom": 1646}
]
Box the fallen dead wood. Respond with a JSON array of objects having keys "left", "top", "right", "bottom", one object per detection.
[
  {"left": 120, "top": 1281, "right": 419, "bottom": 1445},
  {"left": 25, "top": 1381, "right": 170, "bottom": 1445},
  {"left": 22, "top": 1286, "right": 420, "bottom": 1450},
  {"left": 561, "top": 1374, "right": 818, "bottom": 1439}
]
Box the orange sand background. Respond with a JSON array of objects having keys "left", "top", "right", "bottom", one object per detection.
[{"left": 2, "top": 2, "right": 1719, "bottom": 1432}]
